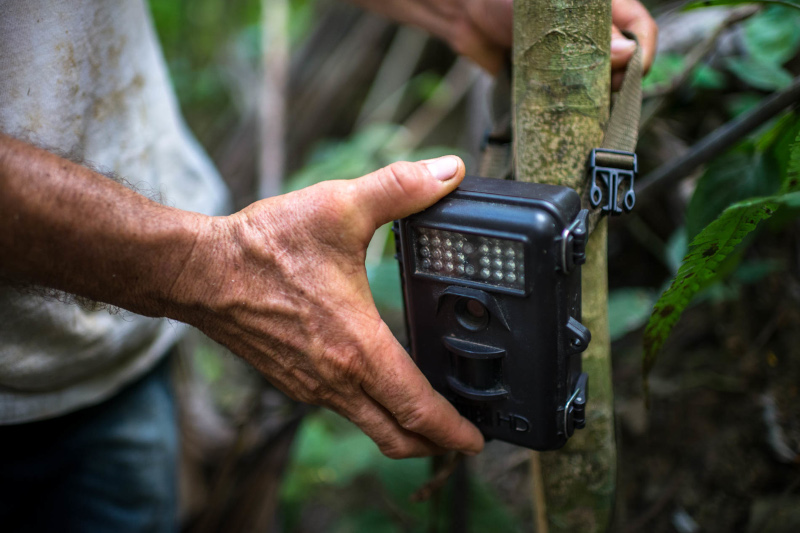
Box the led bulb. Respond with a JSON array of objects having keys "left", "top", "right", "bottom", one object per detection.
[{"left": 412, "top": 226, "right": 525, "bottom": 290}]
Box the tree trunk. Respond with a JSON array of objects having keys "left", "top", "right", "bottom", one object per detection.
[
  {"left": 258, "top": 0, "right": 288, "bottom": 199},
  {"left": 513, "top": 1, "right": 616, "bottom": 531}
]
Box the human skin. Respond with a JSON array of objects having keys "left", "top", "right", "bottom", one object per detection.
[
  {"left": 0, "top": 134, "right": 481, "bottom": 458},
  {"left": 0, "top": 0, "right": 657, "bottom": 459},
  {"left": 350, "top": 0, "right": 658, "bottom": 86}
]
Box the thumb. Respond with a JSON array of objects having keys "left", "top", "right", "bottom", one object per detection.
[{"left": 355, "top": 156, "right": 465, "bottom": 229}]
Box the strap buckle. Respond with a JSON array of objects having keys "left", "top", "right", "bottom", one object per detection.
[{"left": 588, "top": 148, "right": 637, "bottom": 215}]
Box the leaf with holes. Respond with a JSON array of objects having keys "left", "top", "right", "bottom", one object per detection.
[
  {"left": 642, "top": 133, "right": 800, "bottom": 392},
  {"left": 644, "top": 199, "right": 775, "bottom": 382}
]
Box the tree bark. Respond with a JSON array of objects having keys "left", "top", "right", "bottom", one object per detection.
[
  {"left": 513, "top": 1, "right": 616, "bottom": 531},
  {"left": 258, "top": 0, "right": 289, "bottom": 199}
]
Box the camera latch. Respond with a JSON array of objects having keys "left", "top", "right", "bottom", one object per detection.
[{"left": 559, "top": 209, "right": 589, "bottom": 273}]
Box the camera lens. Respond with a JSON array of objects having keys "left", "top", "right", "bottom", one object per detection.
[
  {"left": 456, "top": 298, "right": 489, "bottom": 331},
  {"left": 466, "top": 299, "right": 486, "bottom": 319}
]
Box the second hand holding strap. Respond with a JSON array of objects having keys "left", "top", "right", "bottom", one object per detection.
[
  {"left": 478, "top": 33, "right": 644, "bottom": 235},
  {"left": 584, "top": 32, "right": 644, "bottom": 233}
]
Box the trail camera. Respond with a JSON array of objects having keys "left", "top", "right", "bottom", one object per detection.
[{"left": 394, "top": 176, "right": 591, "bottom": 450}]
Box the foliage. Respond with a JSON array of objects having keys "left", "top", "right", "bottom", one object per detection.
[
  {"left": 725, "top": 56, "right": 793, "bottom": 91},
  {"left": 643, "top": 129, "right": 800, "bottom": 389},
  {"left": 684, "top": 0, "right": 800, "bottom": 12},
  {"left": 725, "top": 4, "right": 800, "bottom": 90},
  {"left": 639, "top": 0, "right": 800, "bottom": 392},
  {"left": 149, "top": 0, "right": 317, "bottom": 141},
  {"left": 609, "top": 288, "right": 659, "bottom": 341},
  {"left": 283, "top": 124, "right": 460, "bottom": 193},
  {"left": 662, "top": 4, "right": 800, "bottom": 93},
  {"left": 280, "top": 410, "right": 524, "bottom": 532},
  {"left": 684, "top": 144, "right": 780, "bottom": 241},
  {"left": 642, "top": 53, "right": 726, "bottom": 92},
  {"left": 367, "top": 259, "right": 404, "bottom": 312},
  {"left": 641, "top": 2, "right": 800, "bottom": 94}
]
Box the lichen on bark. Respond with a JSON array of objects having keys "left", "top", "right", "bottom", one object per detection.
[
  {"left": 513, "top": 1, "right": 616, "bottom": 532},
  {"left": 514, "top": 0, "right": 610, "bottom": 189}
]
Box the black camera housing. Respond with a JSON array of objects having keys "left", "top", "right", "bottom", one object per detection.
[{"left": 394, "top": 176, "right": 590, "bottom": 450}]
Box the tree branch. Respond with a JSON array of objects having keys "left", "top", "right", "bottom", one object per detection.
[{"left": 637, "top": 76, "right": 800, "bottom": 202}]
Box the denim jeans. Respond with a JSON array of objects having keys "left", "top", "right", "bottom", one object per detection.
[{"left": 0, "top": 356, "right": 178, "bottom": 533}]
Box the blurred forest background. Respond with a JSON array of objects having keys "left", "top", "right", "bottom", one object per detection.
[{"left": 147, "top": 0, "right": 800, "bottom": 531}]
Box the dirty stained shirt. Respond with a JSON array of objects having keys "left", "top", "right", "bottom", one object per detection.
[{"left": 0, "top": 0, "right": 230, "bottom": 423}]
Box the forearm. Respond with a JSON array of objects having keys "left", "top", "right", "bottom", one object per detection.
[
  {"left": 0, "top": 135, "right": 484, "bottom": 457},
  {"left": 0, "top": 133, "right": 208, "bottom": 317}
]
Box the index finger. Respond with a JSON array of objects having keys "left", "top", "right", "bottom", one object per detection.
[
  {"left": 361, "top": 326, "right": 485, "bottom": 455},
  {"left": 612, "top": 0, "right": 659, "bottom": 72}
]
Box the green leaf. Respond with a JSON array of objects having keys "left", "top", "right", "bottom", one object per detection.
[
  {"left": 284, "top": 123, "right": 465, "bottom": 194},
  {"left": 690, "top": 64, "right": 727, "bottom": 90},
  {"left": 643, "top": 56, "right": 727, "bottom": 93},
  {"left": 643, "top": 197, "right": 779, "bottom": 382},
  {"left": 283, "top": 124, "right": 399, "bottom": 192},
  {"left": 755, "top": 111, "right": 797, "bottom": 152},
  {"left": 642, "top": 54, "right": 685, "bottom": 90},
  {"left": 333, "top": 509, "right": 402, "bottom": 533},
  {"left": 367, "top": 260, "right": 403, "bottom": 312},
  {"left": 726, "top": 92, "right": 765, "bottom": 118},
  {"left": 288, "top": 0, "right": 317, "bottom": 47},
  {"left": 768, "top": 112, "right": 800, "bottom": 177},
  {"left": 684, "top": 0, "right": 800, "bottom": 12},
  {"left": 608, "top": 289, "right": 658, "bottom": 341},
  {"left": 779, "top": 119, "right": 800, "bottom": 192},
  {"left": 744, "top": 5, "right": 800, "bottom": 65},
  {"left": 686, "top": 147, "right": 780, "bottom": 241},
  {"left": 194, "top": 343, "right": 224, "bottom": 383},
  {"left": 665, "top": 229, "right": 688, "bottom": 274},
  {"left": 411, "top": 71, "right": 444, "bottom": 102},
  {"left": 643, "top": 131, "right": 800, "bottom": 387},
  {"left": 725, "top": 56, "right": 793, "bottom": 91}
]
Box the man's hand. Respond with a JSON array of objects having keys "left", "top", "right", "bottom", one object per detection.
[
  {"left": 352, "top": 0, "right": 657, "bottom": 85},
  {"left": 0, "top": 135, "right": 482, "bottom": 459},
  {"left": 172, "top": 156, "right": 485, "bottom": 459}
]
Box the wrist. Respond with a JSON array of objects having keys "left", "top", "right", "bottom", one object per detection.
[
  {"left": 161, "top": 213, "right": 234, "bottom": 326},
  {"left": 0, "top": 134, "right": 223, "bottom": 319}
]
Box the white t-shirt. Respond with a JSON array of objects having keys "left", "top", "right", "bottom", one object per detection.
[{"left": 0, "top": 0, "right": 230, "bottom": 423}]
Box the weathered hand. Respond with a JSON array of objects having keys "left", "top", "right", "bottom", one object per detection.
[
  {"left": 443, "top": 0, "right": 657, "bottom": 84},
  {"left": 173, "top": 156, "right": 484, "bottom": 459}
]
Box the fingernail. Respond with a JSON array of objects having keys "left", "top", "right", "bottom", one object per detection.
[
  {"left": 611, "top": 37, "right": 636, "bottom": 55},
  {"left": 424, "top": 156, "right": 460, "bottom": 181}
]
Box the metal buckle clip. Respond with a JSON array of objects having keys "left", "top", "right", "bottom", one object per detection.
[{"left": 588, "top": 148, "right": 637, "bottom": 215}]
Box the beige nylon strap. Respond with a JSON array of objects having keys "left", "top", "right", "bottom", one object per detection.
[
  {"left": 478, "top": 34, "right": 644, "bottom": 235},
  {"left": 478, "top": 64, "right": 514, "bottom": 181},
  {"left": 601, "top": 33, "right": 643, "bottom": 155},
  {"left": 584, "top": 33, "right": 643, "bottom": 232}
]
